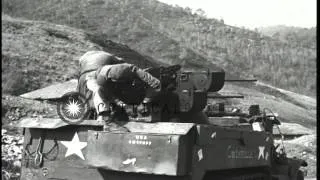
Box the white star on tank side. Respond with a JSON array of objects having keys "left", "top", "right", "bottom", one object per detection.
[{"left": 60, "top": 132, "right": 87, "bottom": 160}]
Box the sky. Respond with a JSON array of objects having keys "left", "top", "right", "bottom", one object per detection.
[{"left": 157, "top": 0, "right": 316, "bottom": 29}]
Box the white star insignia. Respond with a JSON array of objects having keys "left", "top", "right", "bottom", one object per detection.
[{"left": 60, "top": 132, "right": 87, "bottom": 160}]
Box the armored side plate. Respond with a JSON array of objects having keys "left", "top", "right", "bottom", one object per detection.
[{"left": 86, "top": 123, "right": 196, "bottom": 176}]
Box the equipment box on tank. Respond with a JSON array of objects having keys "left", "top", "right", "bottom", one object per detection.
[{"left": 86, "top": 123, "right": 196, "bottom": 176}]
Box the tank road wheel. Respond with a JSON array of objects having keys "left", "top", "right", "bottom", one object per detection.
[{"left": 57, "top": 92, "right": 90, "bottom": 124}]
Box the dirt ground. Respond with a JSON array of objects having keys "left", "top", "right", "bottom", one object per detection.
[{"left": 275, "top": 135, "right": 317, "bottom": 178}]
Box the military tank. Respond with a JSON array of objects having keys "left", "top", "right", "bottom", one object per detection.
[{"left": 17, "top": 65, "right": 307, "bottom": 180}]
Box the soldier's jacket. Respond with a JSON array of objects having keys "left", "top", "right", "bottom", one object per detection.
[
  {"left": 96, "top": 63, "right": 159, "bottom": 86},
  {"left": 77, "top": 51, "right": 160, "bottom": 107},
  {"left": 95, "top": 63, "right": 160, "bottom": 105}
]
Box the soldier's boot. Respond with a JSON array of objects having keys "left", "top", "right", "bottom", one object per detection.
[
  {"left": 96, "top": 115, "right": 104, "bottom": 122},
  {"left": 92, "top": 88, "right": 110, "bottom": 122},
  {"left": 95, "top": 102, "right": 110, "bottom": 123},
  {"left": 97, "top": 111, "right": 110, "bottom": 122}
]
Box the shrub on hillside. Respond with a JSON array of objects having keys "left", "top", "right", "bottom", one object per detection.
[{"left": 2, "top": 71, "right": 28, "bottom": 96}]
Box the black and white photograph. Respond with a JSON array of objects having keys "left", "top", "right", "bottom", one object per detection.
[{"left": 1, "top": 0, "right": 316, "bottom": 179}]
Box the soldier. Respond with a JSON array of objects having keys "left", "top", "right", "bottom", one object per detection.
[
  {"left": 92, "top": 63, "right": 161, "bottom": 121},
  {"left": 78, "top": 51, "right": 161, "bottom": 122},
  {"left": 77, "top": 51, "right": 125, "bottom": 115}
]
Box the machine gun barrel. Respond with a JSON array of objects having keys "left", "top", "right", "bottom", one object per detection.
[
  {"left": 207, "top": 92, "right": 244, "bottom": 99},
  {"left": 207, "top": 95, "right": 244, "bottom": 99}
]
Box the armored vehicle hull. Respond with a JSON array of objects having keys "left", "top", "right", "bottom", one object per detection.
[{"left": 18, "top": 119, "right": 305, "bottom": 180}]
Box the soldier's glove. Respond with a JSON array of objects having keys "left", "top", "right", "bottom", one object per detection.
[
  {"left": 114, "top": 99, "right": 126, "bottom": 108},
  {"left": 117, "top": 101, "right": 126, "bottom": 108}
]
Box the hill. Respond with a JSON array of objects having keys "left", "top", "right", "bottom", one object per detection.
[
  {"left": 1, "top": 0, "right": 316, "bottom": 97},
  {"left": 258, "top": 25, "right": 316, "bottom": 49}
]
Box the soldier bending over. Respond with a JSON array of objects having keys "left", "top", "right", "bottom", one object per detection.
[{"left": 78, "top": 51, "right": 160, "bottom": 122}]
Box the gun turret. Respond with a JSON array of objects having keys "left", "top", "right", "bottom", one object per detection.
[
  {"left": 131, "top": 65, "right": 260, "bottom": 123},
  {"left": 141, "top": 65, "right": 226, "bottom": 122}
]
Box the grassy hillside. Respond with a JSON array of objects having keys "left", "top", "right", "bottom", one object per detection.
[
  {"left": 2, "top": 0, "right": 223, "bottom": 71},
  {"left": 258, "top": 25, "right": 316, "bottom": 49},
  {"left": 1, "top": 15, "right": 159, "bottom": 95},
  {"left": 1, "top": 0, "right": 316, "bottom": 97}
]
